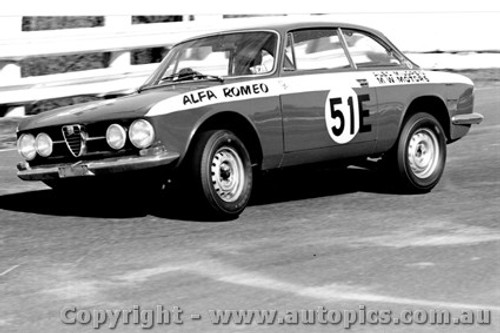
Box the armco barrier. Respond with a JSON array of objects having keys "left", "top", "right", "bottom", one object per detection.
[{"left": 1, "top": 14, "right": 499, "bottom": 117}]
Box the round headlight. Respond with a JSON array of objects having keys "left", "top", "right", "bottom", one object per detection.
[
  {"left": 129, "top": 119, "right": 155, "bottom": 149},
  {"left": 35, "top": 133, "right": 53, "bottom": 157},
  {"left": 106, "top": 124, "right": 127, "bottom": 150},
  {"left": 17, "top": 134, "right": 36, "bottom": 161}
]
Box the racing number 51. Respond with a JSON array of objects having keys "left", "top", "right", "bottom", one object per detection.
[{"left": 329, "top": 93, "right": 371, "bottom": 136}]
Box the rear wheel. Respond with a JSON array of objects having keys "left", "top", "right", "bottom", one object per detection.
[
  {"left": 388, "top": 112, "right": 447, "bottom": 192},
  {"left": 189, "top": 130, "right": 253, "bottom": 218}
]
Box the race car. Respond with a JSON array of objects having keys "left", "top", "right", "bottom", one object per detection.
[{"left": 16, "top": 20, "right": 483, "bottom": 218}]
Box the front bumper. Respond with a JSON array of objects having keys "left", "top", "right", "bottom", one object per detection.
[{"left": 17, "top": 150, "right": 180, "bottom": 181}]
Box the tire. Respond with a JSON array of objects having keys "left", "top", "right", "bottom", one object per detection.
[
  {"left": 390, "top": 112, "right": 447, "bottom": 192},
  {"left": 189, "top": 130, "right": 253, "bottom": 218}
]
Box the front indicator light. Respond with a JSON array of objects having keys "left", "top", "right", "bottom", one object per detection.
[
  {"left": 129, "top": 119, "right": 155, "bottom": 149},
  {"left": 35, "top": 133, "right": 53, "bottom": 157},
  {"left": 17, "top": 134, "right": 36, "bottom": 160},
  {"left": 106, "top": 124, "right": 127, "bottom": 150}
]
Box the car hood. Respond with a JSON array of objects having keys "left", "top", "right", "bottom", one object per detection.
[{"left": 18, "top": 83, "right": 217, "bottom": 132}]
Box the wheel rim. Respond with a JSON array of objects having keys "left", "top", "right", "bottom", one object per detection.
[
  {"left": 210, "top": 146, "right": 245, "bottom": 203},
  {"left": 407, "top": 128, "right": 440, "bottom": 179}
]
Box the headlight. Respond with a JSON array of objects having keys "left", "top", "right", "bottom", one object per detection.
[
  {"left": 106, "top": 124, "right": 127, "bottom": 150},
  {"left": 35, "top": 133, "right": 53, "bottom": 157},
  {"left": 129, "top": 119, "right": 155, "bottom": 149},
  {"left": 17, "top": 134, "right": 36, "bottom": 160}
]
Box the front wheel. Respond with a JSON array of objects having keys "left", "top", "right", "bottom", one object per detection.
[
  {"left": 190, "top": 130, "right": 253, "bottom": 218},
  {"left": 389, "top": 112, "right": 447, "bottom": 192}
]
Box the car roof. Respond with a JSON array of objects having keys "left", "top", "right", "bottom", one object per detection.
[{"left": 180, "top": 16, "right": 388, "bottom": 43}]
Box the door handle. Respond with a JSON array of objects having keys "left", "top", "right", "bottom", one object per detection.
[{"left": 357, "top": 79, "right": 369, "bottom": 87}]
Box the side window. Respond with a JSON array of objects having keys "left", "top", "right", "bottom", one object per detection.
[
  {"left": 284, "top": 29, "right": 351, "bottom": 71},
  {"left": 283, "top": 33, "right": 296, "bottom": 71},
  {"left": 342, "top": 30, "right": 402, "bottom": 68},
  {"left": 164, "top": 47, "right": 229, "bottom": 76}
]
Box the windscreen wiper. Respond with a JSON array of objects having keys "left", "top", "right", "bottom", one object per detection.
[{"left": 160, "top": 72, "right": 224, "bottom": 83}]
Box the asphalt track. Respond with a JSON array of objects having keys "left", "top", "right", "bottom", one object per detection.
[{"left": 0, "top": 86, "right": 498, "bottom": 332}]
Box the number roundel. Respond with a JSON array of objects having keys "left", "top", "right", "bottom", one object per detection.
[{"left": 324, "top": 88, "right": 360, "bottom": 144}]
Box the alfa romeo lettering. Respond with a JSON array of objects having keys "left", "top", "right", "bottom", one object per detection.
[
  {"left": 182, "top": 83, "right": 270, "bottom": 106},
  {"left": 223, "top": 83, "right": 269, "bottom": 98},
  {"left": 183, "top": 90, "right": 217, "bottom": 105}
]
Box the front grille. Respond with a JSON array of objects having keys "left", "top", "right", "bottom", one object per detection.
[
  {"left": 62, "top": 125, "right": 85, "bottom": 157},
  {"left": 21, "top": 120, "right": 139, "bottom": 166}
]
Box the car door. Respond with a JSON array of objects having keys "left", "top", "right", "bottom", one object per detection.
[
  {"left": 279, "top": 28, "right": 379, "bottom": 167},
  {"left": 340, "top": 28, "right": 417, "bottom": 155}
]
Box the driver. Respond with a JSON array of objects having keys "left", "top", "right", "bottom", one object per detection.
[{"left": 234, "top": 46, "right": 263, "bottom": 75}]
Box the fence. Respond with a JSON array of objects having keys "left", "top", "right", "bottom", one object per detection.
[
  {"left": 0, "top": 15, "right": 227, "bottom": 117},
  {"left": 1, "top": 13, "right": 500, "bottom": 117}
]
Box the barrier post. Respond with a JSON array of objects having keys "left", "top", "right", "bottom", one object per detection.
[
  {"left": 0, "top": 17, "right": 25, "bottom": 117},
  {"left": 105, "top": 16, "right": 132, "bottom": 68}
]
